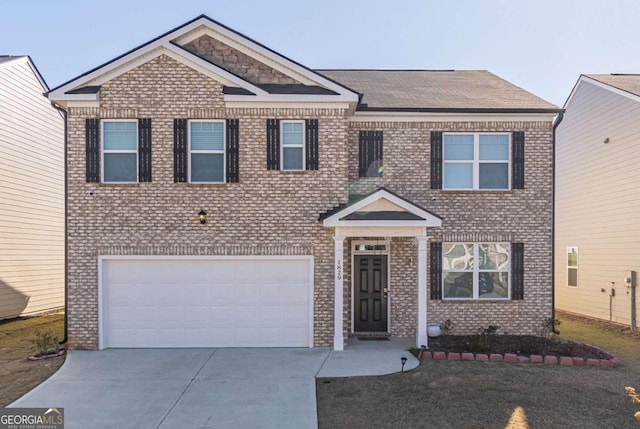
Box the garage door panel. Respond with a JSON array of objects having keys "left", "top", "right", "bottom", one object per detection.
[{"left": 102, "top": 258, "right": 311, "bottom": 348}]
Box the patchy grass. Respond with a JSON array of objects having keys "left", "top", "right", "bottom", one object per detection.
[
  {"left": 316, "top": 313, "right": 640, "bottom": 428},
  {"left": 0, "top": 313, "right": 65, "bottom": 407}
]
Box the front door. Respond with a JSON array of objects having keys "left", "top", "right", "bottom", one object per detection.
[{"left": 354, "top": 255, "right": 388, "bottom": 332}]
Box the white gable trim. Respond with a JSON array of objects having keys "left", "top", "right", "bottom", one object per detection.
[
  {"left": 564, "top": 75, "right": 640, "bottom": 109},
  {"left": 323, "top": 189, "right": 442, "bottom": 228}
]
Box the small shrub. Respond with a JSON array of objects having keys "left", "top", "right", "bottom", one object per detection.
[
  {"left": 440, "top": 319, "right": 454, "bottom": 335},
  {"left": 31, "top": 330, "right": 59, "bottom": 356},
  {"left": 466, "top": 325, "right": 500, "bottom": 353},
  {"left": 539, "top": 318, "right": 562, "bottom": 338},
  {"left": 624, "top": 387, "right": 640, "bottom": 422},
  {"left": 557, "top": 340, "right": 577, "bottom": 356}
]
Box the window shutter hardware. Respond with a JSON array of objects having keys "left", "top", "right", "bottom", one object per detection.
[
  {"left": 266, "top": 119, "right": 280, "bottom": 170},
  {"left": 85, "top": 118, "right": 100, "bottom": 183},
  {"left": 430, "top": 131, "right": 443, "bottom": 189},
  {"left": 430, "top": 242, "right": 443, "bottom": 300},
  {"left": 305, "top": 119, "right": 319, "bottom": 170},
  {"left": 173, "top": 119, "right": 188, "bottom": 182},
  {"left": 512, "top": 131, "right": 525, "bottom": 189},
  {"left": 226, "top": 119, "right": 240, "bottom": 182},
  {"left": 138, "top": 118, "right": 152, "bottom": 182}
]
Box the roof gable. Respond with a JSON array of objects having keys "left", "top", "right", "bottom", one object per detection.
[
  {"left": 564, "top": 74, "right": 640, "bottom": 109},
  {"left": 48, "top": 15, "right": 359, "bottom": 106},
  {"left": 0, "top": 55, "right": 49, "bottom": 92},
  {"left": 322, "top": 188, "right": 442, "bottom": 228}
]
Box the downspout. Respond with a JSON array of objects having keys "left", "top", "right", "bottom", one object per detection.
[
  {"left": 52, "top": 102, "right": 68, "bottom": 345},
  {"left": 551, "top": 111, "right": 564, "bottom": 334}
]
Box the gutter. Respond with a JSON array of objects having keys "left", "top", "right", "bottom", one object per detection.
[
  {"left": 551, "top": 111, "right": 565, "bottom": 334},
  {"left": 51, "top": 102, "right": 68, "bottom": 345}
]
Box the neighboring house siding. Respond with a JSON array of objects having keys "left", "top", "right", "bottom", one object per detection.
[
  {"left": 0, "top": 59, "right": 65, "bottom": 319},
  {"left": 348, "top": 121, "right": 554, "bottom": 335},
  {"left": 555, "top": 81, "right": 640, "bottom": 326},
  {"left": 65, "top": 55, "right": 349, "bottom": 348}
]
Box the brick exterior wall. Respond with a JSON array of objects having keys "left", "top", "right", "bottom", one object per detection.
[
  {"left": 183, "top": 35, "right": 299, "bottom": 85},
  {"left": 347, "top": 122, "right": 554, "bottom": 336},
  {"left": 65, "top": 53, "right": 553, "bottom": 349}
]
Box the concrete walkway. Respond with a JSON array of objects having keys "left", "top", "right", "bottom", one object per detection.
[{"left": 11, "top": 340, "right": 417, "bottom": 429}]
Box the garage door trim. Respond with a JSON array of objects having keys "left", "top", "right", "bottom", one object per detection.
[{"left": 97, "top": 255, "right": 314, "bottom": 350}]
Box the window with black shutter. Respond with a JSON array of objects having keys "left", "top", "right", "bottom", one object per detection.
[
  {"left": 511, "top": 243, "right": 524, "bottom": 300},
  {"left": 430, "top": 242, "right": 443, "bottom": 300},
  {"left": 305, "top": 119, "right": 319, "bottom": 170},
  {"left": 430, "top": 131, "right": 442, "bottom": 189},
  {"left": 266, "top": 119, "right": 280, "bottom": 170},
  {"left": 512, "top": 131, "right": 525, "bottom": 189},
  {"left": 358, "top": 130, "right": 383, "bottom": 177}
]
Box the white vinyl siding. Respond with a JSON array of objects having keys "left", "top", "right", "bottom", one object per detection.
[
  {"left": 555, "top": 79, "right": 640, "bottom": 326},
  {"left": 0, "top": 58, "right": 64, "bottom": 319},
  {"left": 189, "top": 120, "right": 225, "bottom": 183}
]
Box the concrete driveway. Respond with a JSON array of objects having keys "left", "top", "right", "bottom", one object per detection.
[{"left": 11, "top": 341, "right": 417, "bottom": 429}]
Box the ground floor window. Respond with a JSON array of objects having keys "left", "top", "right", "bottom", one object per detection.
[
  {"left": 567, "top": 246, "right": 578, "bottom": 287},
  {"left": 443, "top": 242, "right": 510, "bottom": 299}
]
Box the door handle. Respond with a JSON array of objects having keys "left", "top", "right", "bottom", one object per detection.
[{"left": 383, "top": 287, "right": 388, "bottom": 298}]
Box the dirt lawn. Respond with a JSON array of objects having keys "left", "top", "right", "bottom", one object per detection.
[
  {"left": 316, "top": 312, "right": 640, "bottom": 429},
  {"left": 0, "top": 313, "right": 65, "bottom": 407}
]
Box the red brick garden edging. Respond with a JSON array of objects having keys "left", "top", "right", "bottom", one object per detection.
[{"left": 419, "top": 344, "right": 620, "bottom": 368}]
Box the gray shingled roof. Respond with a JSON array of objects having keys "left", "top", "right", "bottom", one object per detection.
[
  {"left": 317, "top": 70, "right": 558, "bottom": 111},
  {"left": 586, "top": 74, "right": 640, "bottom": 98}
]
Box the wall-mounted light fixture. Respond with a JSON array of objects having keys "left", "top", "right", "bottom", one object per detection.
[
  {"left": 198, "top": 210, "right": 207, "bottom": 224},
  {"left": 604, "top": 137, "right": 610, "bottom": 144}
]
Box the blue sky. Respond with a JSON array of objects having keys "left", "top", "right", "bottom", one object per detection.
[{"left": 2, "top": 0, "right": 639, "bottom": 106}]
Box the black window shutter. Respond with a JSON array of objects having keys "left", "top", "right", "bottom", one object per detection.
[
  {"left": 138, "top": 118, "right": 152, "bottom": 182},
  {"left": 430, "top": 131, "right": 443, "bottom": 189},
  {"left": 85, "top": 118, "right": 100, "bottom": 183},
  {"left": 358, "top": 131, "right": 383, "bottom": 177},
  {"left": 305, "top": 119, "right": 319, "bottom": 170},
  {"left": 226, "top": 119, "right": 240, "bottom": 183},
  {"left": 266, "top": 119, "right": 280, "bottom": 170},
  {"left": 173, "top": 119, "right": 188, "bottom": 182},
  {"left": 512, "top": 131, "right": 525, "bottom": 189},
  {"left": 511, "top": 242, "right": 524, "bottom": 300},
  {"left": 430, "top": 242, "right": 443, "bottom": 300}
]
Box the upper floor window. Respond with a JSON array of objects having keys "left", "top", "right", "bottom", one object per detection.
[
  {"left": 443, "top": 242, "right": 510, "bottom": 300},
  {"left": 281, "top": 121, "right": 305, "bottom": 171},
  {"left": 567, "top": 247, "right": 578, "bottom": 287},
  {"left": 443, "top": 133, "right": 510, "bottom": 190},
  {"left": 102, "top": 120, "right": 138, "bottom": 183},
  {"left": 189, "top": 120, "right": 225, "bottom": 183}
]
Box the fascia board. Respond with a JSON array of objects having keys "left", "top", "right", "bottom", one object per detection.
[{"left": 349, "top": 111, "right": 557, "bottom": 123}]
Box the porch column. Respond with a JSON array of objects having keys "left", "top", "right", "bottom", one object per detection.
[
  {"left": 333, "top": 235, "right": 346, "bottom": 351},
  {"left": 416, "top": 236, "right": 428, "bottom": 348}
]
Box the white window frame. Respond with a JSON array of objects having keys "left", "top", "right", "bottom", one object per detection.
[
  {"left": 280, "top": 120, "right": 305, "bottom": 171},
  {"left": 442, "top": 242, "right": 511, "bottom": 300},
  {"left": 101, "top": 119, "right": 138, "bottom": 184},
  {"left": 188, "top": 119, "right": 226, "bottom": 184},
  {"left": 567, "top": 246, "right": 578, "bottom": 288},
  {"left": 443, "top": 132, "right": 511, "bottom": 190}
]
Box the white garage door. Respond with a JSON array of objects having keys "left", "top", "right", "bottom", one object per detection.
[{"left": 99, "top": 257, "right": 313, "bottom": 348}]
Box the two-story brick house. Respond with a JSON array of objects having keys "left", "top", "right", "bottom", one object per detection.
[{"left": 48, "top": 15, "right": 561, "bottom": 350}]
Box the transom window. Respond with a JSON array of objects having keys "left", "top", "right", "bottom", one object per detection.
[
  {"left": 189, "top": 121, "right": 225, "bottom": 183},
  {"left": 567, "top": 247, "right": 578, "bottom": 287},
  {"left": 102, "top": 120, "right": 138, "bottom": 183},
  {"left": 443, "top": 243, "right": 510, "bottom": 299},
  {"left": 281, "top": 121, "right": 305, "bottom": 171},
  {"left": 443, "top": 133, "right": 510, "bottom": 190}
]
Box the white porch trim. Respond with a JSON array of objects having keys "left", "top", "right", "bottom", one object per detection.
[
  {"left": 416, "top": 236, "right": 429, "bottom": 349},
  {"left": 333, "top": 235, "right": 345, "bottom": 351}
]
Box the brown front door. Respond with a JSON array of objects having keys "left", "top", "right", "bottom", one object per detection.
[{"left": 354, "top": 255, "right": 388, "bottom": 332}]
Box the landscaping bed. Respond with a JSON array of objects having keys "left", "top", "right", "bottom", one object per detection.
[{"left": 425, "top": 334, "right": 613, "bottom": 360}]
